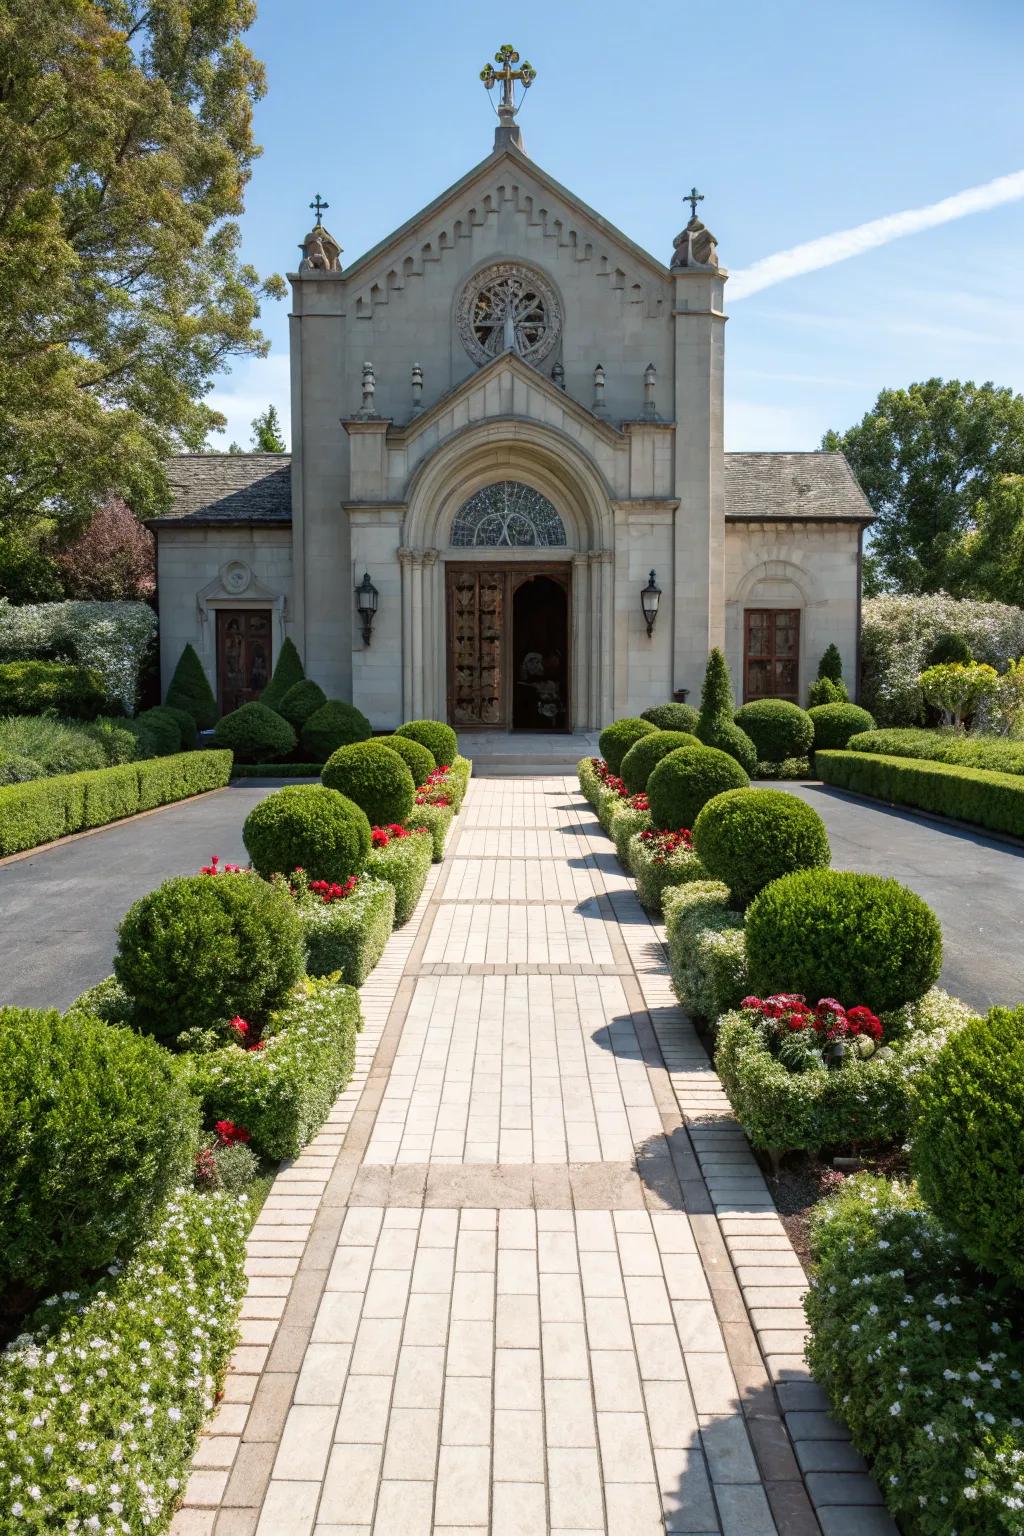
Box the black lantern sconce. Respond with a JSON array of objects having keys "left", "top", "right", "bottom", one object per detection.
[
  {"left": 355, "top": 571, "right": 379, "bottom": 646},
  {"left": 640, "top": 569, "right": 662, "bottom": 638}
]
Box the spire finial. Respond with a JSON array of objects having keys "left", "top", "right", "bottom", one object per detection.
[
  {"left": 685, "top": 186, "right": 704, "bottom": 222},
  {"left": 481, "top": 44, "right": 536, "bottom": 152},
  {"left": 309, "top": 193, "right": 329, "bottom": 225}
]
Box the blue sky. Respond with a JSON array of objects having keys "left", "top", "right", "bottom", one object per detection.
[{"left": 210, "top": 0, "right": 1024, "bottom": 453}]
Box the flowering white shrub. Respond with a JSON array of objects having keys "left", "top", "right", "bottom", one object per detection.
[
  {"left": 0, "top": 600, "right": 156, "bottom": 714},
  {"left": 862, "top": 594, "right": 1024, "bottom": 726},
  {"left": 0, "top": 1189, "right": 248, "bottom": 1533}
]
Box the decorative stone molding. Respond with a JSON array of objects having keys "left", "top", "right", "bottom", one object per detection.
[
  {"left": 194, "top": 570, "right": 287, "bottom": 662},
  {"left": 220, "top": 559, "right": 252, "bottom": 595}
]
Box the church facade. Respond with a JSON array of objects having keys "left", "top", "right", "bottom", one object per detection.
[{"left": 152, "top": 63, "right": 871, "bottom": 731}]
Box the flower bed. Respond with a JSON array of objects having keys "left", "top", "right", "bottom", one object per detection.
[
  {"left": 609, "top": 796, "right": 650, "bottom": 870},
  {"left": 444, "top": 755, "right": 472, "bottom": 811},
  {"left": 0, "top": 750, "right": 233, "bottom": 856},
  {"left": 280, "top": 869, "right": 396, "bottom": 986},
  {"left": 365, "top": 824, "right": 433, "bottom": 924},
  {"left": 817, "top": 749, "right": 1024, "bottom": 838},
  {"left": 663, "top": 880, "right": 749, "bottom": 1022},
  {"left": 183, "top": 975, "right": 362, "bottom": 1159},
  {"left": 714, "top": 988, "right": 974, "bottom": 1157},
  {"left": 0, "top": 1187, "right": 248, "bottom": 1535},
  {"left": 805, "top": 1174, "right": 1024, "bottom": 1536},
  {"left": 411, "top": 799, "right": 454, "bottom": 861},
  {"left": 629, "top": 827, "right": 709, "bottom": 913}
]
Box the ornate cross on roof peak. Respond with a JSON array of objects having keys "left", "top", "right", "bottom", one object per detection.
[
  {"left": 481, "top": 44, "right": 536, "bottom": 130},
  {"left": 685, "top": 186, "right": 705, "bottom": 221},
  {"left": 309, "top": 193, "right": 329, "bottom": 225}
]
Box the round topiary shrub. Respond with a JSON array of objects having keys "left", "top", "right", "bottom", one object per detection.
[
  {"left": 213, "top": 701, "right": 296, "bottom": 763},
  {"left": 696, "top": 717, "right": 758, "bottom": 776},
  {"left": 301, "top": 699, "right": 372, "bottom": 761},
  {"left": 808, "top": 702, "right": 876, "bottom": 752},
  {"left": 377, "top": 733, "right": 436, "bottom": 785},
  {"left": 598, "top": 717, "right": 657, "bottom": 774},
  {"left": 0, "top": 1007, "right": 196, "bottom": 1292},
  {"left": 115, "top": 874, "right": 305, "bottom": 1038},
  {"left": 647, "top": 743, "right": 750, "bottom": 832},
  {"left": 692, "top": 787, "right": 830, "bottom": 906},
  {"left": 243, "top": 784, "right": 371, "bottom": 883},
  {"left": 927, "top": 630, "right": 973, "bottom": 667},
  {"left": 277, "top": 679, "right": 328, "bottom": 730},
  {"left": 734, "top": 700, "right": 814, "bottom": 764},
  {"left": 160, "top": 704, "right": 197, "bottom": 751},
  {"left": 620, "top": 730, "right": 701, "bottom": 794},
  {"left": 911, "top": 1006, "right": 1024, "bottom": 1285},
  {"left": 130, "top": 705, "right": 183, "bottom": 758},
  {"left": 322, "top": 741, "right": 415, "bottom": 826},
  {"left": 641, "top": 702, "right": 699, "bottom": 733},
  {"left": 745, "top": 869, "right": 942, "bottom": 1014},
  {"left": 395, "top": 718, "right": 458, "bottom": 768}
]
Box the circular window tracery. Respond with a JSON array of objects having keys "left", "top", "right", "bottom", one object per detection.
[
  {"left": 450, "top": 481, "right": 567, "bottom": 548},
  {"left": 456, "top": 263, "right": 561, "bottom": 367}
]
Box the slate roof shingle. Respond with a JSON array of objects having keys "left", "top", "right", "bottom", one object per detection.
[{"left": 150, "top": 454, "right": 292, "bottom": 526}]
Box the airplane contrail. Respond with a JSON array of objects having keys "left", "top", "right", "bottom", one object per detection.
[{"left": 728, "top": 169, "right": 1024, "bottom": 301}]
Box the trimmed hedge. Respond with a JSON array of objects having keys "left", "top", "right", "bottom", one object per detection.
[
  {"left": 610, "top": 802, "right": 651, "bottom": 870},
  {"left": 754, "top": 756, "right": 811, "bottom": 781},
  {"left": 445, "top": 754, "right": 472, "bottom": 811},
  {"left": 378, "top": 732, "right": 435, "bottom": 785},
  {"left": 848, "top": 726, "right": 1024, "bottom": 775},
  {"left": 412, "top": 801, "right": 454, "bottom": 861},
  {"left": 297, "top": 876, "right": 396, "bottom": 986},
  {"left": 366, "top": 827, "right": 433, "bottom": 924},
  {"left": 184, "top": 975, "right": 362, "bottom": 1159},
  {"left": 301, "top": 699, "right": 372, "bottom": 759},
  {"left": 0, "top": 750, "right": 232, "bottom": 856},
  {"left": 692, "top": 787, "right": 830, "bottom": 905},
  {"left": 214, "top": 701, "right": 296, "bottom": 763},
  {"left": 641, "top": 702, "right": 699, "bottom": 733},
  {"left": 0, "top": 1007, "right": 196, "bottom": 1293},
  {"left": 0, "top": 658, "right": 107, "bottom": 718},
  {"left": 733, "top": 699, "right": 814, "bottom": 763},
  {"left": 322, "top": 740, "right": 415, "bottom": 826},
  {"left": 663, "top": 880, "right": 749, "bottom": 1021},
  {"left": 278, "top": 679, "right": 327, "bottom": 729},
  {"left": 577, "top": 756, "right": 604, "bottom": 808},
  {"left": 629, "top": 833, "right": 709, "bottom": 915},
  {"left": 0, "top": 1189, "right": 249, "bottom": 1536},
  {"left": 619, "top": 729, "right": 700, "bottom": 794},
  {"left": 395, "top": 718, "right": 458, "bottom": 767},
  {"left": 817, "top": 748, "right": 1024, "bottom": 838},
  {"left": 165, "top": 641, "right": 218, "bottom": 729},
  {"left": 243, "top": 783, "right": 371, "bottom": 883},
  {"left": 808, "top": 701, "right": 875, "bottom": 751},
  {"left": 598, "top": 717, "right": 656, "bottom": 774},
  {"left": 745, "top": 868, "right": 942, "bottom": 1015},
  {"left": 912, "top": 1005, "right": 1024, "bottom": 1286},
  {"left": 231, "top": 761, "right": 323, "bottom": 778},
  {"left": 647, "top": 743, "right": 749, "bottom": 831}
]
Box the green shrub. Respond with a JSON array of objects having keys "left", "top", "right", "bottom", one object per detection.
[
  {"left": 411, "top": 800, "right": 454, "bottom": 861},
  {"left": 694, "top": 648, "right": 756, "bottom": 771},
  {"left": 912, "top": 1006, "right": 1024, "bottom": 1285},
  {"left": 135, "top": 748, "right": 231, "bottom": 809},
  {"left": 927, "top": 629, "right": 973, "bottom": 666},
  {"left": 0, "top": 659, "right": 107, "bottom": 718},
  {"left": 214, "top": 701, "right": 296, "bottom": 763},
  {"left": 243, "top": 783, "right": 371, "bottom": 883},
  {"left": 230, "top": 761, "right": 325, "bottom": 778},
  {"left": 818, "top": 749, "right": 1024, "bottom": 838},
  {"left": 301, "top": 698, "right": 372, "bottom": 759},
  {"left": 294, "top": 875, "right": 395, "bottom": 986},
  {"left": 260, "top": 635, "right": 305, "bottom": 711},
  {"left": 130, "top": 704, "right": 184, "bottom": 757},
  {"left": 692, "top": 787, "right": 830, "bottom": 906},
  {"left": 445, "top": 754, "right": 472, "bottom": 810},
  {"left": 808, "top": 701, "right": 875, "bottom": 751},
  {"left": 278, "top": 678, "right": 327, "bottom": 729},
  {"left": 366, "top": 827, "right": 433, "bottom": 924},
  {"left": 160, "top": 703, "right": 197, "bottom": 751},
  {"left": 847, "top": 726, "right": 1024, "bottom": 776},
  {"left": 595, "top": 777, "right": 628, "bottom": 835},
  {"left": 805, "top": 1174, "right": 1024, "bottom": 1536},
  {"left": 647, "top": 743, "right": 749, "bottom": 831},
  {"left": 395, "top": 718, "right": 459, "bottom": 767},
  {"left": 0, "top": 1189, "right": 248, "bottom": 1536},
  {"left": 207, "top": 1140, "right": 258, "bottom": 1193},
  {"left": 115, "top": 873, "right": 304, "bottom": 1039},
  {"left": 81, "top": 715, "right": 138, "bottom": 765},
  {"left": 185, "top": 975, "right": 362, "bottom": 1158},
  {"left": 619, "top": 730, "right": 700, "bottom": 794},
  {"left": 629, "top": 830, "right": 709, "bottom": 914},
  {"left": 663, "top": 881, "right": 748, "bottom": 1021},
  {"left": 733, "top": 699, "right": 814, "bottom": 763},
  {"left": 641, "top": 702, "right": 699, "bottom": 733},
  {"left": 0, "top": 754, "right": 43, "bottom": 784},
  {"left": 165, "top": 640, "right": 218, "bottom": 728},
  {"left": 610, "top": 801, "right": 651, "bottom": 870},
  {"left": 807, "top": 675, "right": 848, "bottom": 707},
  {"left": 377, "top": 732, "right": 435, "bottom": 785},
  {"left": 698, "top": 717, "right": 757, "bottom": 774},
  {"left": 577, "top": 756, "right": 604, "bottom": 808},
  {"left": 0, "top": 713, "right": 108, "bottom": 775},
  {"left": 81, "top": 761, "right": 140, "bottom": 826},
  {"left": 598, "top": 717, "right": 656, "bottom": 774},
  {"left": 0, "top": 1008, "right": 196, "bottom": 1292},
  {"left": 746, "top": 868, "right": 942, "bottom": 1014},
  {"left": 322, "top": 740, "right": 415, "bottom": 826}
]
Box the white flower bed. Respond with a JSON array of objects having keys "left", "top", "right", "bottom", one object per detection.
[{"left": 0, "top": 601, "right": 156, "bottom": 714}]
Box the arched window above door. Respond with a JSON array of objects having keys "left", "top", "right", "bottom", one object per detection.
[{"left": 450, "top": 481, "right": 568, "bottom": 548}]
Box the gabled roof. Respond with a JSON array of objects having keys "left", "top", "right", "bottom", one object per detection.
[
  {"left": 724, "top": 452, "right": 874, "bottom": 524},
  {"left": 150, "top": 454, "right": 291, "bottom": 527}
]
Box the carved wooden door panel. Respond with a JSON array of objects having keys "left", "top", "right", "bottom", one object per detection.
[
  {"left": 217, "top": 609, "right": 272, "bottom": 714},
  {"left": 447, "top": 569, "right": 507, "bottom": 727}
]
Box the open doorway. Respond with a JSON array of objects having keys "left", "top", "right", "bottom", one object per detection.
[{"left": 512, "top": 572, "right": 569, "bottom": 730}]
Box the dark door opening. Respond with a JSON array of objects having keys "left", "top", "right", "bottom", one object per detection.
[
  {"left": 217, "top": 608, "right": 271, "bottom": 714},
  {"left": 512, "top": 573, "right": 569, "bottom": 731}
]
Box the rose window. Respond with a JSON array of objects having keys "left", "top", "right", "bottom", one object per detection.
[{"left": 457, "top": 263, "right": 561, "bottom": 367}]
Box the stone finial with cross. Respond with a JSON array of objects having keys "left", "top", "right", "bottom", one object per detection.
[{"left": 481, "top": 44, "right": 536, "bottom": 131}]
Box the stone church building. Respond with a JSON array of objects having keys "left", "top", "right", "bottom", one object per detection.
[{"left": 152, "top": 57, "right": 871, "bottom": 731}]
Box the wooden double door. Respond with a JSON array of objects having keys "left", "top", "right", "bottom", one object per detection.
[
  {"left": 217, "top": 608, "right": 271, "bottom": 713},
  {"left": 446, "top": 564, "right": 571, "bottom": 731}
]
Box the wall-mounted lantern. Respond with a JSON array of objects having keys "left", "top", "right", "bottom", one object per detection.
[
  {"left": 640, "top": 570, "right": 662, "bottom": 638},
  {"left": 355, "top": 571, "right": 379, "bottom": 646}
]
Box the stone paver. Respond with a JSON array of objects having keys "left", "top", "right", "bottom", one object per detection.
[{"left": 173, "top": 775, "right": 895, "bottom": 1535}]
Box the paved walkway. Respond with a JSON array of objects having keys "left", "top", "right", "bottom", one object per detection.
[{"left": 173, "top": 775, "right": 892, "bottom": 1536}]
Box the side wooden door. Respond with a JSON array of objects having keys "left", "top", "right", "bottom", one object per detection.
[
  {"left": 446, "top": 568, "right": 508, "bottom": 728},
  {"left": 217, "top": 609, "right": 272, "bottom": 713}
]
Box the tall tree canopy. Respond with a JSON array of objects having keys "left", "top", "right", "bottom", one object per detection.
[
  {"left": 948, "top": 475, "right": 1024, "bottom": 608},
  {"left": 823, "top": 379, "right": 1024, "bottom": 595},
  {"left": 0, "top": 0, "right": 284, "bottom": 578},
  {"left": 250, "top": 403, "right": 286, "bottom": 452}
]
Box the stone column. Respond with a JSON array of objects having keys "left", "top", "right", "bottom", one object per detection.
[
  {"left": 398, "top": 547, "right": 415, "bottom": 722},
  {"left": 598, "top": 549, "right": 615, "bottom": 726},
  {"left": 572, "top": 553, "right": 589, "bottom": 730},
  {"left": 422, "top": 549, "right": 441, "bottom": 719},
  {"left": 410, "top": 552, "right": 425, "bottom": 718}
]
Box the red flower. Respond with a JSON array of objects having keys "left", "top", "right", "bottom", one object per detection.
[
  {"left": 214, "top": 1120, "right": 251, "bottom": 1145},
  {"left": 387, "top": 823, "right": 410, "bottom": 838},
  {"left": 248, "top": 1040, "right": 267, "bottom": 1052},
  {"left": 309, "top": 876, "right": 357, "bottom": 904},
  {"left": 371, "top": 827, "right": 390, "bottom": 847},
  {"left": 229, "top": 1016, "right": 250, "bottom": 1039}
]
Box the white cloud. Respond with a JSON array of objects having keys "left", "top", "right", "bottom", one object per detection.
[
  {"left": 729, "top": 169, "right": 1024, "bottom": 301},
  {"left": 206, "top": 354, "right": 291, "bottom": 450}
]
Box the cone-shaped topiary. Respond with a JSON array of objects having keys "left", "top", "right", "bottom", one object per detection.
[
  {"left": 641, "top": 702, "right": 699, "bottom": 733},
  {"left": 598, "top": 717, "right": 657, "bottom": 774},
  {"left": 647, "top": 743, "right": 749, "bottom": 831},
  {"left": 808, "top": 702, "right": 875, "bottom": 752},
  {"left": 322, "top": 741, "right": 415, "bottom": 826},
  {"left": 619, "top": 730, "right": 701, "bottom": 794},
  {"left": 260, "top": 637, "right": 305, "bottom": 711},
  {"left": 692, "top": 787, "right": 830, "bottom": 905},
  {"left": 395, "top": 719, "right": 458, "bottom": 767},
  {"left": 243, "top": 783, "right": 371, "bottom": 883},
  {"left": 807, "top": 676, "right": 849, "bottom": 707},
  {"left": 301, "top": 700, "right": 372, "bottom": 761},
  {"left": 377, "top": 734, "right": 436, "bottom": 785},
  {"left": 278, "top": 679, "right": 328, "bottom": 730},
  {"left": 213, "top": 701, "right": 296, "bottom": 762},
  {"left": 818, "top": 642, "right": 844, "bottom": 682},
  {"left": 695, "top": 650, "right": 757, "bottom": 772},
  {"left": 733, "top": 700, "right": 814, "bottom": 764},
  {"left": 165, "top": 642, "right": 218, "bottom": 729}
]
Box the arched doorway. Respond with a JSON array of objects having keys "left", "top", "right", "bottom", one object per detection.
[
  {"left": 446, "top": 562, "right": 571, "bottom": 730},
  {"left": 512, "top": 573, "right": 569, "bottom": 730}
]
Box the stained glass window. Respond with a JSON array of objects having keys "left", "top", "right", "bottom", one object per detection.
[{"left": 450, "top": 481, "right": 567, "bottom": 548}]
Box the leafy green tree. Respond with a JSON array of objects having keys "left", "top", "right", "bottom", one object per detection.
[
  {"left": 949, "top": 475, "right": 1024, "bottom": 607},
  {"left": 0, "top": 0, "right": 285, "bottom": 556},
  {"left": 250, "top": 405, "right": 286, "bottom": 453},
  {"left": 823, "top": 380, "right": 1024, "bottom": 594}
]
